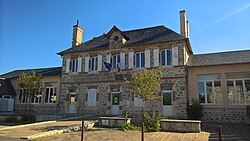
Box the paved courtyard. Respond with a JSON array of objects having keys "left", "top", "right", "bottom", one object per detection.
[
  {"left": 33, "top": 128, "right": 209, "bottom": 141},
  {"left": 0, "top": 121, "right": 249, "bottom": 141}
]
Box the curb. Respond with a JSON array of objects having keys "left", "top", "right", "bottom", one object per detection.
[
  {"left": 21, "top": 121, "right": 96, "bottom": 139},
  {"left": 0, "top": 120, "right": 56, "bottom": 131}
]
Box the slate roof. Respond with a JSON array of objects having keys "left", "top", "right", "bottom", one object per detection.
[
  {"left": 0, "top": 79, "right": 16, "bottom": 96},
  {"left": 0, "top": 67, "right": 62, "bottom": 79},
  {"left": 187, "top": 50, "right": 250, "bottom": 67},
  {"left": 58, "top": 25, "right": 185, "bottom": 55}
]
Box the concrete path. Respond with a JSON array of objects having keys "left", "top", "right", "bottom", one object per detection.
[{"left": 0, "top": 121, "right": 82, "bottom": 139}]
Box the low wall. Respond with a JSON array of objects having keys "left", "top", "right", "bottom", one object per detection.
[
  {"left": 36, "top": 115, "right": 62, "bottom": 122},
  {"left": 160, "top": 119, "right": 201, "bottom": 133},
  {"left": 98, "top": 117, "right": 131, "bottom": 128},
  {"left": 202, "top": 108, "right": 246, "bottom": 123}
]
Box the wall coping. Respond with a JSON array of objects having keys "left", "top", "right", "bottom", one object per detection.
[
  {"left": 160, "top": 119, "right": 201, "bottom": 123},
  {"left": 99, "top": 117, "right": 131, "bottom": 120}
]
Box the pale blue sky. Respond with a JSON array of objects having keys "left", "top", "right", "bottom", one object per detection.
[{"left": 0, "top": 0, "right": 250, "bottom": 74}]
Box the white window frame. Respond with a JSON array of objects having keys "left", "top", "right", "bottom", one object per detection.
[
  {"left": 19, "top": 88, "right": 28, "bottom": 104},
  {"left": 160, "top": 49, "right": 171, "bottom": 66},
  {"left": 71, "top": 58, "right": 78, "bottom": 72},
  {"left": 135, "top": 52, "right": 145, "bottom": 68},
  {"left": 31, "top": 93, "right": 42, "bottom": 104},
  {"left": 2, "top": 95, "right": 13, "bottom": 99},
  {"left": 227, "top": 78, "right": 250, "bottom": 105},
  {"left": 90, "top": 56, "right": 98, "bottom": 72},
  {"left": 45, "top": 87, "right": 56, "bottom": 104},
  {"left": 198, "top": 79, "right": 222, "bottom": 104},
  {"left": 112, "top": 54, "right": 120, "bottom": 70},
  {"left": 87, "top": 89, "right": 97, "bottom": 106}
]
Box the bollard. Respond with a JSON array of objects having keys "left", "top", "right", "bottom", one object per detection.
[
  {"left": 81, "top": 121, "right": 84, "bottom": 141},
  {"left": 141, "top": 122, "right": 144, "bottom": 141},
  {"left": 218, "top": 126, "right": 222, "bottom": 141}
]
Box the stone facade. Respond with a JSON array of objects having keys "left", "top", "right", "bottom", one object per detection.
[{"left": 59, "top": 32, "right": 190, "bottom": 121}]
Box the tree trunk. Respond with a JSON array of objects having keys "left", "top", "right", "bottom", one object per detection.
[{"left": 142, "top": 100, "right": 145, "bottom": 123}]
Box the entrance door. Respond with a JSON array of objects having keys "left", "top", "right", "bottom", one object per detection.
[
  {"left": 162, "top": 90, "right": 173, "bottom": 116},
  {"left": 111, "top": 92, "right": 120, "bottom": 115},
  {"left": 68, "top": 93, "right": 76, "bottom": 113}
]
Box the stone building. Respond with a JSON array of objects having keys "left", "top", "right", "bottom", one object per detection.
[{"left": 57, "top": 10, "right": 192, "bottom": 120}]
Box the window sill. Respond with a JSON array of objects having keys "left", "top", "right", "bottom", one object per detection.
[
  {"left": 88, "top": 71, "right": 99, "bottom": 75},
  {"left": 69, "top": 72, "right": 79, "bottom": 75},
  {"left": 158, "top": 66, "right": 174, "bottom": 69},
  {"left": 132, "top": 68, "right": 146, "bottom": 71}
]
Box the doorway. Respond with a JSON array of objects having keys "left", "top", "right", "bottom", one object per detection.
[
  {"left": 111, "top": 92, "right": 120, "bottom": 115},
  {"left": 162, "top": 90, "right": 173, "bottom": 116},
  {"left": 68, "top": 93, "right": 76, "bottom": 114}
]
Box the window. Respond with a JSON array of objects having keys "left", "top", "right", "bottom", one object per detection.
[
  {"left": 160, "top": 49, "right": 171, "bottom": 66},
  {"left": 91, "top": 57, "right": 98, "bottom": 71},
  {"left": 31, "top": 93, "right": 42, "bottom": 104},
  {"left": 45, "top": 82, "right": 57, "bottom": 104},
  {"left": 114, "top": 36, "right": 119, "bottom": 41},
  {"left": 227, "top": 77, "right": 250, "bottom": 104},
  {"left": 112, "top": 54, "right": 120, "bottom": 70},
  {"left": 87, "top": 89, "right": 97, "bottom": 106},
  {"left": 197, "top": 75, "right": 222, "bottom": 104},
  {"left": 134, "top": 95, "right": 142, "bottom": 107},
  {"left": 70, "top": 58, "right": 78, "bottom": 72},
  {"left": 135, "top": 52, "right": 145, "bottom": 68},
  {"left": 19, "top": 88, "right": 28, "bottom": 104}
]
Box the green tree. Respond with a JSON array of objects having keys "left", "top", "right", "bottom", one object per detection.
[
  {"left": 17, "top": 71, "right": 42, "bottom": 122},
  {"left": 125, "top": 69, "right": 162, "bottom": 122}
]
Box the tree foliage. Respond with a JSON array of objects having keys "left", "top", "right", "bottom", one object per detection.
[
  {"left": 17, "top": 71, "right": 42, "bottom": 101},
  {"left": 17, "top": 71, "right": 42, "bottom": 122},
  {"left": 125, "top": 69, "right": 162, "bottom": 102}
]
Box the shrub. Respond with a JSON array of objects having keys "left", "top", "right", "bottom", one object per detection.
[
  {"left": 122, "top": 123, "right": 141, "bottom": 131},
  {"left": 144, "top": 110, "right": 163, "bottom": 132},
  {"left": 4, "top": 116, "right": 17, "bottom": 123},
  {"left": 187, "top": 99, "right": 203, "bottom": 120}
]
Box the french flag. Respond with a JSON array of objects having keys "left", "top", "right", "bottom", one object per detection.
[
  {"left": 103, "top": 61, "right": 112, "bottom": 71},
  {"left": 117, "top": 63, "right": 121, "bottom": 72}
]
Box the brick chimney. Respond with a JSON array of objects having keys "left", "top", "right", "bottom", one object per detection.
[
  {"left": 180, "top": 10, "right": 189, "bottom": 38},
  {"left": 72, "top": 20, "right": 83, "bottom": 47}
]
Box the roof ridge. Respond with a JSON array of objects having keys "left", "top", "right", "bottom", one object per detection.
[
  {"left": 123, "top": 25, "right": 165, "bottom": 33},
  {"left": 193, "top": 49, "right": 250, "bottom": 56},
  {"left": 14, "top": 66, "right": 62, "bottom": 72}
]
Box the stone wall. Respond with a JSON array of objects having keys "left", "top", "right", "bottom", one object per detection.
[
  {"left": 202, "top": 108, "right": 246, "bottom": 123},
  {"left": 14, "top": 105, "right": 58, "bottom": 115},
  {"left": 160, "top": 119, "right": 201, "bottom": 133}
]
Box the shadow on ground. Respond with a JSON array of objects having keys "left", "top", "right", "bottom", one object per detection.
[{"left": 202, "top": 122, "right": 250, "bottom": 141}]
